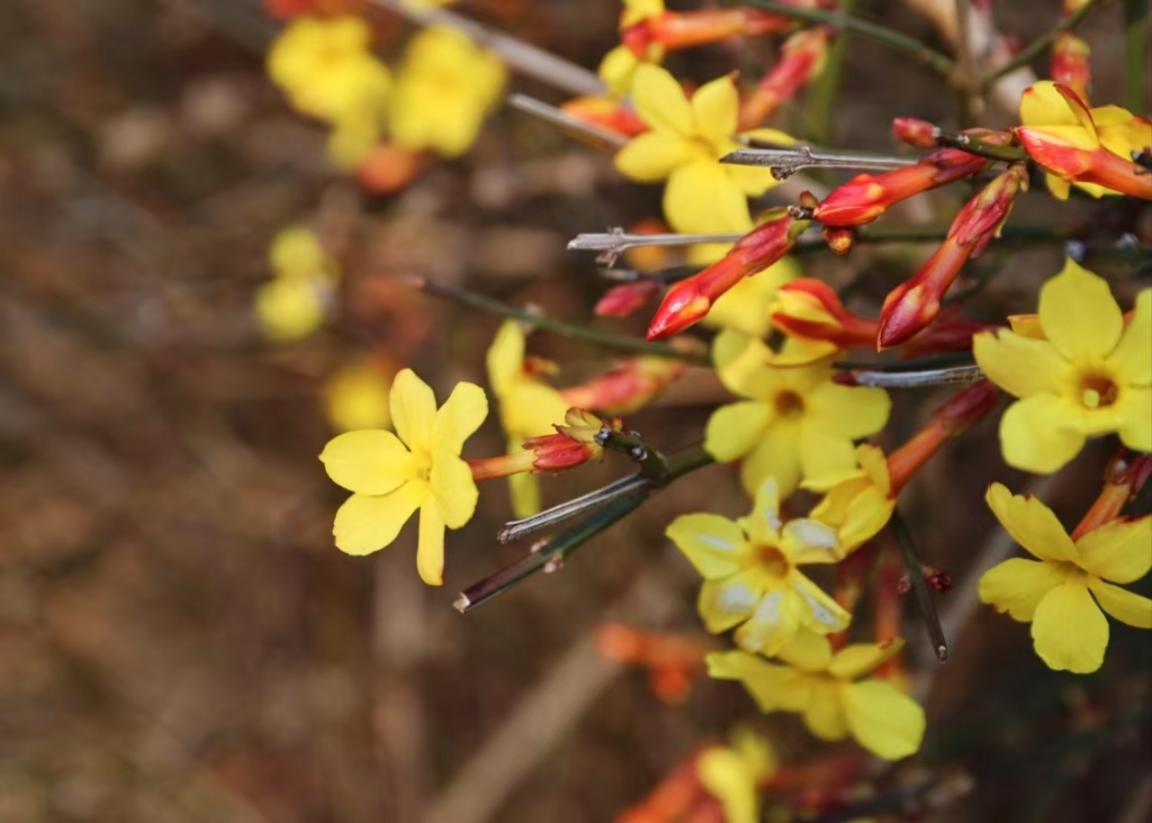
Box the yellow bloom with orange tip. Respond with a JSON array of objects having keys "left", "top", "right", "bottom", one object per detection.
[
  {"left": 319, "top": 369, "right": 487, "bottom": 585},
  {"left": 1016, "top": 80, "right": 1152, "bottom": 200},
  {"left": 389, "top": 27, "right": 505, "bottom": 158},
  {"left": 322, "top": 358, "right": 393, "bottom": 432},
  {"left": 697, "top": 728, "right": 778, "bottom": 823},
  {"left": 614, "top": 64, "right": 792, "bottom": 237},
  {"left": 255, "top": 226, "right": 339, "bottom": 341},
  {"left": 267, "top": 16, "right": 390, "bottom": 127},
  {"left": 809, "top": 443, "right": 896, "bottom": 555},
  {"left": 973, "top": 258, "right": 1150, "bottom": 474},
  {"left": 668, "top": 477, "right": 851, "bottom": 655},
  {"left": 598, "top": 0, "right": 666, "bottom": 95},
  {"left": 979, "top": 482, "right": 1152, "bottom": 673},
  {"left": 486, "top": 321, "right": 569, "bottom": 517},
  {"left": 707, "top": 630, "right": 925, "bottom": 760},
  {"left": 705, "top": 332, "right": 891, "bottom": 496}
]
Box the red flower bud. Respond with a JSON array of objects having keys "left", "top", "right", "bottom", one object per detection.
[
  {"left": 561, "top": 97, "right": 648, "bottom": 138},
  {"left": 594, "top": 280, "right": 660, "bottom": 318},
  {"left": 560, "top": 357, "right": 685, "bottom": 415},
  {"left": 892, "top": 117, "right": 939, "bottom": 148},
  {"left": 739, "top": 27, "right": 829, "bottom": 128},
  {"left": 1051, "top": 33, "right": 1091, "bottom": 101},
  {"left": 623, "top": 8, "right": 794, "bottom": 56},
  {"left": 770, "top": 278, "right": 877, "bottom": 348}
]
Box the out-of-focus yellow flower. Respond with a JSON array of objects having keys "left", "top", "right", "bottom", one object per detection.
[
  {"left": 323, "top": 358, "right": 393, "bottom": 431},
  {"left": 667, "top": 477, "right": 850, "bottom": 655},
  {"left": 705, "top": 333, "right": 891, "bottom": 496},
  {"left": 614, "top": 64, "right": 791, "bottom": 236},
  {"left": 809, "top": 444, "right": 896, "bottom": 555},
  {"left": 486, "top": 321, "right": 569, "bottom": 517},
  {"left": 1016, "top": 81, "right": 1152, "bottom": 200},
  {"left": 973, "top": 258, "right": 1150, "bottom": 474},
  {"left": 979, "top": 482, "right": 1151, "bottom": 674},
  {"left": 389, "top": 27, "right": 505, "bottom": 157},
  {"left": 319, "top": 369, "right": 487, "bottom": 585},
  {"left": 708, "top": 630, "right": 925, "bottom": 760},
  {"left": 697, "top": 729, "right": 778, "bottom": 823},
  {"left": 256, "top": 227, "right": 339, "bottom": 341},
  {"left": 267, "top": 17, "right": 390, "bottom": 166},
  {"left": 597, "top": 0, "right": 666, "bottom": 95}
]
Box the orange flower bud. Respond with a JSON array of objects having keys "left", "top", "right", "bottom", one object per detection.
[
  {"left": 521, "top": 409, "right": 622, "bottom": 472},
  {"left": 877, "top": 164, "right": 1027, "bottom": 349},
  {"left": 622, "top": 8, "right": 794, "bottom": 57},
  {"left": 646, "top": 209, "right": 806, "bottom": 339},
  {"left": 739, "top": 26, "right": 829, "bottom": 128},
  {"left": 823, "top": 225, "right": 855, "bottom": 254},
  {"left": 594, "top": 280, "right": 660, "bottom": 318},
  {"left": 1070, "top": 453, "right": 1152, "bottom": 539},
  {"left": 813, "top": 148, "right": 987, "bottom": 227},
  {"left": 1051, "top": 33, "right": 1091, "bottom": 101},
  {"left": 560, "top": 96, "right": 648, "bottom": 138},
  {"left": 560, "top": 357, "right": 685, "bottom": 414},
  {"left": 892, "top": 117, "right": 939, "bottom": 148},
  {"left": 357, "top": 143, "right": 426, "bottom": 194},
  {"left": 770, "top": 278, "right": 878, "bottom": 348},
  {"left": 1017, "top": 128, "right": 1152, "bottom": 199}
]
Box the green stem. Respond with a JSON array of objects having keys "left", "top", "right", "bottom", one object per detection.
[
  {"left": 1124, "top": 0, "right": 1148, "bottom": 112},
  {"left": 741, "top": 0, "right": 956, "bottom": 76},
  {"left": 980, "top": 0, "right": 1102, "bottom": 87},
  {"left": 408, "top": 276, "right": 708, "bottom": 365}
]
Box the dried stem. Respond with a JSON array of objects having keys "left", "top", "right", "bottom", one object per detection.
[
  {"left": 841, "top": 363, "right": 984, "bottom": 388},
  {"left": 722, "top": 144, "right": 916, "bottom": 179},
  {"left": 508, "top": 94, "right": 626, "bottom": 150},
  {"left": 980, "top": 0, "right": 1102, "bottom": 87},
  {"left": 890, "top": 510, "right": 949, "bottom": 662}
]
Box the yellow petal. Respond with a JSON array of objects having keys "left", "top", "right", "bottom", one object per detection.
[
  {"left": 840, "top": 486, "right": 895, "bottom": 553},
  {"left": 630, "top": 63, "right": 693, "bottom": 135},
  {"left": 972, "top": 329, "right": 1069, "bottom": 398},
  {"left": 783, "top": 519, "right": 843, "bottom": 564},
  {"left": 416, "top": 502, "right": 446, "bottom": 585},
  {"left": 597, "top": 45, "right": 640, "bottom": 95},
  {"left": 828, "top": 638, "right": 905, "bottom": 680},
  {"left": 333, "top": 484, "right": 424, "bottom": 556},
  {"left": 704, "top": 258, "right": 798, "bottom": 337},
  {"left": 1019, "top": 81, "right": 1094, "bottom": 139},
  {"left": 433, "top": 380, "right": 488, "bottom": 454},
  {"left": 698, "top": 569, "right": 764, "bottom": 633},
  {"left": 740, "top": 421, "right": 803, "bottom": 497},
  {"left": 985, "top": 482, "right": 1078, "bottom": 562},
  {"left": 666, "top": 513, "right": 751, "bottom": 579},
  {"left": 713, "top": 329, "right": 777, "bottom": 399},
  {"left": 705, "top": 400, "right": 772, "bottom": 461},
  {"left": 978, "top": 557, "right": 1067, "bottom": 621},
  {"left": 1108, "top": 290, "right": 1151, "bottom": 385},
  {"left": 734, "top": 589, "right": 803, "bottom": 656},
  {"left": 255, "top": 276, "right": 328, "bottom": 341},
  {"left": 1075, "top": 516, "right": 1152, "bottom": 583},
  {"left": 697, "top": 748, "right": 758, "bottom": 823},
  {"left": 797, "top": 426, "right": 867, "bottom": 492},
  {"left": 614, "top": 131, "right": 696, "bottom": 181},
  {"left": 320, "top": 430, "right": 415, "bottom": 494},
  {"left": 804, "top": 382, "right": 891, "bottom": 439},
  {"left": 690, "top": 73, "right": 738, "bottom": 149},
  {"left": 1088, "top": 580, "right": 1152, "bottom": 628},
  {"left": 999, "top": 394, "right": 1087, "bottom": 474},
  {"left": 665, "top": 160, "right": 752, "bottom": 235},
  {"left": 790, "top": 573, "right": 852, "bottom": 634},
  {"left": 508, "top": 470, "right": 541, "bottom": 519},
  {"left": 390, "top": 369, "right": 437, "bottom": 449},
  {"left": 706, "top": 650, "right": 809, "bottom": 711},
  {"left": 1118, "top": 386, "right": 1152, "bottom": 452},
  {"left": 429, "top": 449, "right": 479, "bottom": 529},
  {"left": 802, "top": 681, "right": 848, "bottom": 740},
  {"left": 842, "top": 680, "right": 926, "bottom": 760},
  {"left": 737, "top": 476, "right": 782, "bottom": 545},
  {"left": 486, "top": 321, "right": 525, "bottom": 397},
  {"left": 1031, "top": 581, "right": 1108, "bottom": 673},
  {"left": 269, "top": 227, "right": 326, "bottom": 275},
  {"left": 1038, "top": 258, "right": 1124, "bottom": 361},
  {"left": 776, "top": 627, "right": 834, "bottom": 672}
]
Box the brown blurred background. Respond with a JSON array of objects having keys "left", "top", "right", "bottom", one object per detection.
[{"left": 1, "top": 1, "right": 1149, "bottom": 821}]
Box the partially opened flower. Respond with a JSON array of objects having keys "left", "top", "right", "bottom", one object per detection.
[
  {"left": 1016, "top": 81, "right": 1152, "bottom": 200},
  {"left": 809, "top": 444, "right": 896, "bottom": 554},
  {"left": 614, "top": 64, "right": 791, "bottom": 237},
  {"left": 979, "top": 482, "right": 1152, "bottom": 673},
  {"left": 973, "top": 258, "right": 1150, "bottom": 473},
  {"left": 708, "top": 631, "right": 925, "bottom": 760},
  {"left": 389, "top": 27, "right": 506, "bottom": 158},
  {"left": 696, "top": 730, "right": 779, "bottom": 823},
  {"left": 667, "top": 477, "right": 850, "bottom": 655},
  {"left": 319, "top": 369, "right": 487, "bottom": 585},
  {"left": 705, "top": 332, "right": 890, "bottom": 496},
  {"left": 486, "top": 321, "right": 569, "bottom": 517}
]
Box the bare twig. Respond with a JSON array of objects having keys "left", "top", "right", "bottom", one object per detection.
[
  {"left": 722, "top": 144, "right": 916, "bottom": 179},
  {"left": 842, "top": 364, "right": 983, "bottom": 388},
  {"left": 508, "top": 94, "right": 626, "bottom": 150}
]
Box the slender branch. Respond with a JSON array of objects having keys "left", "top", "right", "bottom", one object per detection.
[
  {"left": 833, "top": 351, "right": 975, "bottom": 371},
  {"left": 929, "top": 128, "right": 1027, "bottom": 162},
  {"left": 890, "top": 510, "right": 948, "bottom": 662},
  {"left": 980, "top": 0, "right": 1102, "bottom": 87},
  {"left": 498, "top": 474, "right": 649, "bottom": 544},
  {"left": 839, "top": 363, "right": 983, "bottom": 388},
  {"left": 508, "top": 94, "right": 626, "bottom": 150},
  {"left": 741, "top": 0, "right": 956, "bottom": 76},
  {"left": 722, "top": 145, "right": 916, "bottom": 179},
  {"left": 368, "top": 0, "right": 605, "bottom": 96},
  {"left": 1124, "top": 0, "right": 1148, "bottom": 113},
  {"left": 405, "top": 275, "right": 708, "bottom": 365}
]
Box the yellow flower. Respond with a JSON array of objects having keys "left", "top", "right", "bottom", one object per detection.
[
  {"left": 614, "top": 64, "right": 791, "bottom": 236},
  {"left": 255, "top": 227, "right": 339, "bottom": 341},
  {"left": 973, "top": 258, "right": 1150, "bottom": 474},
  {"left": 323, "top": 359, "right": 393, "bottom": 432},
  {"left": 597, "top": 0, "right": 666, "bottom": 95},
  {"left": 809, "top": 444, "right": 896, "bottom": 555},
  {"left": 979, "top": 482, "right": 1152, "bottom": 674},
  {"left": 697, "top": 729, "right": 778, "bottom": 823},
  {"left": 667, "top": 477, "right": 851, "bottom": 655},
  {"left": 705, "top": 332, "right": 891, "bottom": 496},
  {"left": 319, "top": 369, "right": 488, "bottom": 585},
  {"left": 389, "top": 27, "right": 506, "bottom": 158},
  {"left": 702, "top": 256, "right": 800, "bottom": 338},
  {"left": 486, "top": 321, "right": 569, "bottom": 517},
  {"left": 267, "top": 17, "right": 390, "bottom": 126},
  {"left": 708, "top": 630, "right": 925, "bottom": 760}
]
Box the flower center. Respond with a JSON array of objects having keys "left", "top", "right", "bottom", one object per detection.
[
  {"left": 774, "top": 390, "right": 805, "bottom": 417},
  {"left": 411, "top": 447, "right": 433, "bottom": 482},
  {"left": 1078, "top": 371, "right": 1118, "bottom": 409},
  {"left": 757, "top": 545, "right": 791, "bottom": 577}
]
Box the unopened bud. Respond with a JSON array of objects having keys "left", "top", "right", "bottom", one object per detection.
[
  {"left": 892, "top": 117, "right": 940, "bottom": 148},
  {"left": 595, "top": 280, "right": 660, "bottom": 317}
]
